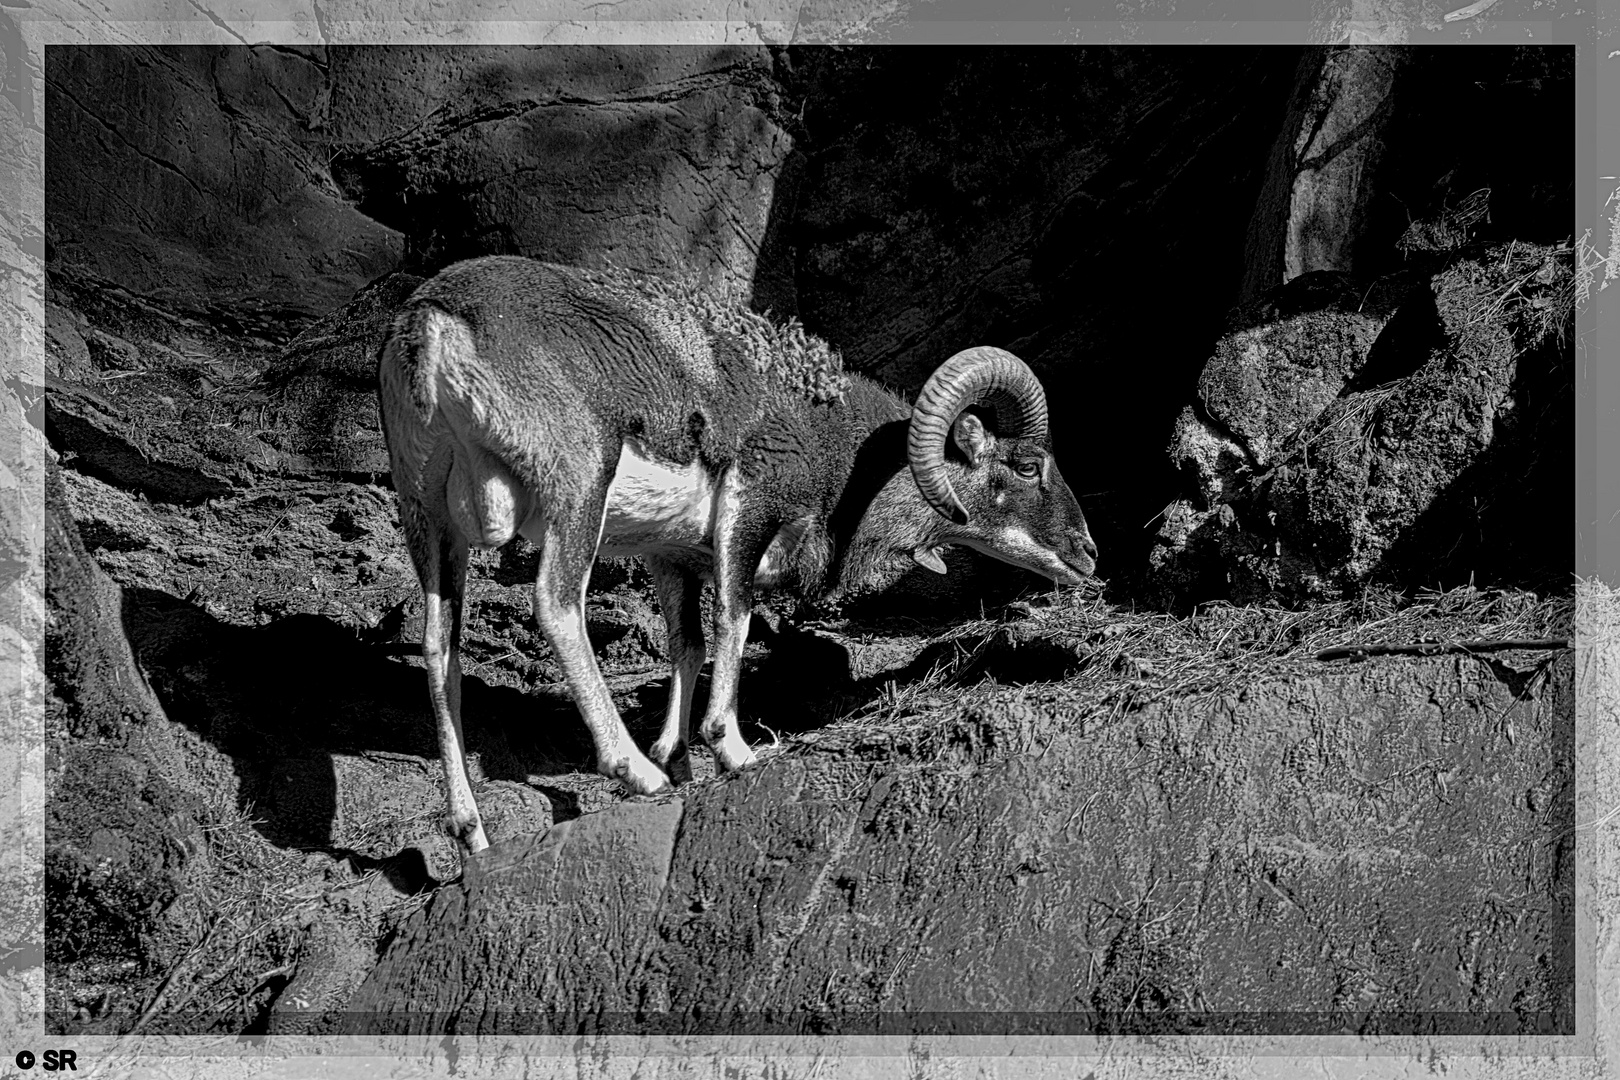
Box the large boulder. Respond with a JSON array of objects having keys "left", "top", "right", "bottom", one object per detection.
[
  {"left": 344, "top": 645, "right": 1573, "bottom": 1034},
  {"left": 1150, "top": 242, "right": 1572, "bottom": 608},
  {"left": 325, "top": 46, "right": 793, "bottom": 297},
  {"left": 43, "top": 43, "right": 792, "bottom": 347},
  {"left": 44, "top": 46, "right": 403, "bottom": 341}
]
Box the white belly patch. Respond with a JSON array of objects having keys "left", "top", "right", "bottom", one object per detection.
[{"left": 597, "top": 439, "right": 719, "bottom": 555}]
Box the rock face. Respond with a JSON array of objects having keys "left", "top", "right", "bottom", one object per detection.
[
  {"left": 45, "top": 46, "right": 403, "bottom": 342},
  {"left": 42, "top": 44, "right": 797, "bottom": 326},
  {"left": 326, "top": 46, "right": 792, "bottom": 296},
  {"left": 347, "top": 800, "right": 686, "bottom": 1028},
  {"left": 1150, "top": 243, "right": 1572, "bottom": 607},
  {"left": 44, "top": 459, "right": 215, "bottom": 1012},
  {"left": 345, "top": 650, "right": 1572, "bottom": 1034}
]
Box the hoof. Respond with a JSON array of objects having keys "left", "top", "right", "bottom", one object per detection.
[
  {"left": 712, "top": 739, "right": 758, "bottom": 775},
  {"left": 606, "top": 753, "right": 671, "bottom": 795},
  {"left": 700, "top": 720, "right": 758, "bottom": 775},
  {"left": 442, "top": 812, "right": 489, "bottom": 855},
  {"left": 651, "top": 739, "right": 694, "bottom": 786},
  {"left": 718, "top": 750, "right": 758, "bottom": 774},
  {"left": 664, "top": 751, "right": 694, "bottom": 786}
]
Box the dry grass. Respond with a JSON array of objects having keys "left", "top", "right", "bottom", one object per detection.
[
  {"left": 790, "top": 583, "right": 1572, "bottom": 761},
  {"left": 1251, "top": 382, "right": 1399, "bottom": 490},
  {"left": 1396, "top": 186, "right": 1492, "bottom": 256},
  {"left": 119, "top": 789, "right": 431, "bottom": 1035},
  {"left": 1450, "top": 239, "right": 1574, "bottom": 351},
  {"left": 1575, "top": 183, "right": 1620, "bottom": 307}
]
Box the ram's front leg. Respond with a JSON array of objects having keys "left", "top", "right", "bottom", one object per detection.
[
  {"left": 530, "top": 486, "right": 670, "bottom": 796},
  {"left": 697, "top": 471, "right": 764, "bottom": 774}
]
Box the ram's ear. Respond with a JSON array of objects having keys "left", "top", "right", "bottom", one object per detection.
[{"left": 951, "top": 412, "right": 995, "bottom": 466}]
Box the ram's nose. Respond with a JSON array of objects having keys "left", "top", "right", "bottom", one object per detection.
[
  {"left": 1077, "top": 531, "right": 1098, "bottom": 564},
  {"left": 1066, "top": 527, "right": 1098, "bottom": 575}
]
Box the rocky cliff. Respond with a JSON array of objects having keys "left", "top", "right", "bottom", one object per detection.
[{"left": 33, "top": 43, "right": 1577, "bottom": 1038}]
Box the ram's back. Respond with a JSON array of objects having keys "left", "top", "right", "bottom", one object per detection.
[{"left": 386, "top": 257, "right": 851, "bottom": 482}]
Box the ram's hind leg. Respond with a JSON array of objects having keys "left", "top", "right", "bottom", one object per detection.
[
  {"left": 646, "top": 555, "right": 704, "bottom": 785},
  {"left": 529, "top": 490, "right": 671, "bottom": 796},
  {"left": 415, "top": 521, "right": 491, "bottom": 857}
]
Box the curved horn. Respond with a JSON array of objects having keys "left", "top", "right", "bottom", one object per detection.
[{"left": 907, "top": 346, "right": 1049, "bottom": 525}]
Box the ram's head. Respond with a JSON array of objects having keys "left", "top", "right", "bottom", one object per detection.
[{"left": 906, "top": 347, "right": 1097, "bottom": 584}]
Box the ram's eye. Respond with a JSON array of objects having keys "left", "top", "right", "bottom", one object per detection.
[{"left": 1013, "top": 461, "right": 1041, "bottom": 481}]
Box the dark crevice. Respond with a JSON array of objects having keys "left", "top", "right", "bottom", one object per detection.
[{"left": 250, "top": 43, "right": 330, "bottom": 72}]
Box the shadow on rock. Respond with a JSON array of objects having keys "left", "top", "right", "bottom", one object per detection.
[
  {"left": 1374, "top": 286, "right": 1572, "bottom": 594},
  {"left": 740, "top": 605, "right": 1091, "bottom": 739},
  {"left": 117, "top": 589, "right": 587, "bottom": 853}
]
